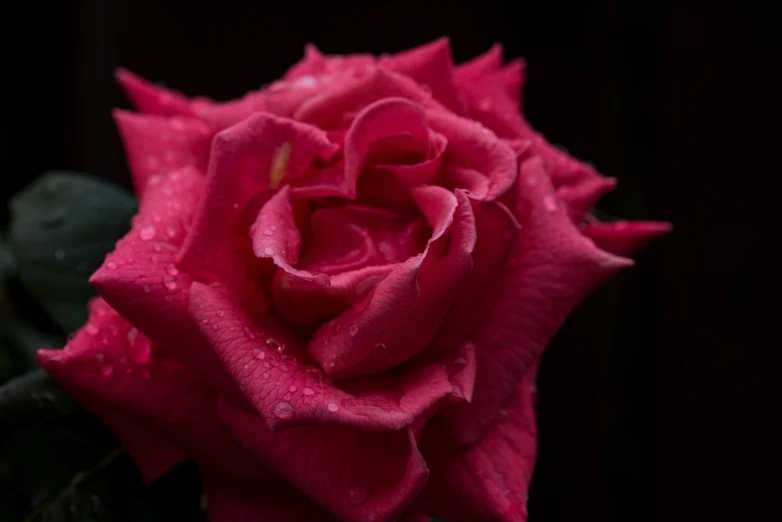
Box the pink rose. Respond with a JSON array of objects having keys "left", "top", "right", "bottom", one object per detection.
[{"left": 39, "top": 38, "right": 670, "bottom": 522}]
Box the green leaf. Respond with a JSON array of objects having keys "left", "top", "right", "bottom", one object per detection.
[
  {"left": 7, "top": 172, "right": 137, "bottom": 333},
  {"left": 0, "top": 371, "right": 202, "bottom": 521}
]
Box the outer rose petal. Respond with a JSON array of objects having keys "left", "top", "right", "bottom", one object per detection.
[
  {"left": 455, "top": 44, "right": 504, "bottom": 83},
  {"left": 381, "top": 37, "right": 467, "bottom": 115},
  {"left": 503, "top": 58, "right": 527, "bottom": 112},
  {"left": 581, "top": 220, "right": 672, "bottom": 257},
  {"left": 418, "top": 369, "right": 538, "bottom": 522},
  {"left": 294, "top": 66, "right": 446, "bottom": 130},
  {"left": 219, "top": 397, "right": 430, "bottom": 522},
  {"left": 203, "top": 469, "right": 340, "bottom": 522},
  {"left": 113, "top": 110, "right": 212, "bottom": 198},
  {"left": 115, "top": 68, "right": 197, "bottom": 117},
  {"left": 90, "top": 166, "right": 237, "bottom": 393},
  {"left": 439, "top": 157, "right": 633, "bottom": 444},
  {"left": 426, "top": 110, "right": 518, "bottom": 201},
  {"left": 189, "top": 282, "right": 475, "bottom": 432},
  {"left": 178, "top": 112, "right": 338, "bottom": 287},
  {"left": 284, "top": 44, "right": 328, "bottom": 80},
  {"left": 556, "top": 175, "right": 618, "bottom": 224},
  {"left": 194, "top": 91, "right": 269, "bottom": 132},
  {"left": 37, "top": 299, "right": 258, "bottom": 478}
]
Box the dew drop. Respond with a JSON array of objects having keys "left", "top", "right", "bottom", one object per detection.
[
  {"left": 85, "top": 324, "right": 99, "bottom": 336},
  {"left": 165, "top": 225, "right": 177, "bottom": 238},
  {"left": 452, "top": 356, "right": 468, "bottom": 368},
  {"left": 302, "top": 386, "right": 315, "bottom": 396},
  {"left": 54, "top": 249, "right": 65, "bottom": 260},
  {"left": 526, "top": 175, "right": 538, "bottom": 187},
  {"left": 138, "top": 225, "right": 156, "bottom": 241},
  {"left": 165, "top": 264, "right": 179, "bottom": 276},
  {"left": 266, "top": 338, "right": 284, "bottom": 352},
  {"left": 327, "top": 402, "right": 339, "bottom": 413},
  {"left": 273, "top": 402, "right": 295, "bottom": 419},
  {"left": 106, "top": 261, "right": 117, "bottom": 270},
  {"left": 478, "top": 97, "right": 493, "bottom": 111},
  {"left": 263, "top": 246, "right": 274, "bottom": 256},
  {"left": 291, "top": 75, "right": 318, "bottom": 89},
  {"left": 347, "top": 484, "right": 369, "bottom": 506},
  {"left": 262, "top": 372, "right": 270, "bottom": 379},
  {"left": 348, "top": 324, "right": 359, "bottom": 336},
  {"left": 543, "top": 195, "right": 557, "bottom": 212},
  {"left": 100, "top": 364, "right": 113, "bottom": 377},
  {"left": 263, "top": 229, "right": 273, "bottom": 236},
  {"left": 373, "top": 343, "right": 387, "bottom": 356},
  {"left": 305, "top": 366, "right": 324, "bottom": 379},
  {"left": 288, "top": 385, "right": 297, "bottom": 392},
  {"left": 163, "top": 275, "right": 177, "bottom": 290},
  {"left": 252, "top": 348, "right": 265, "bottom": 359}
]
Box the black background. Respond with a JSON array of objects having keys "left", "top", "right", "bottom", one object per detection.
[{"left": 5, "top": 1, "right": 779, "bottom": 521}]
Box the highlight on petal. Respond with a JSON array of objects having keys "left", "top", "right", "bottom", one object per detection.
[
  {"left": 37, "top": 299, "right": 259, "bottom": 479},
  {"left": 90, "top": 166, "right": 237, "bottom": 393},
  {"left": 219, "top": 397, "right": 429, "bottom": 522},
  {"left": 113, "top": 110, "right": 212, "bottom": 198},
  {"left": 426, "top": 110, "right": 518, "bottom": 200},
  {"left": 581, "top": 220, "right": 672, "bottom": 257},
  {"left": 178, "top": 112, "right": 337, "bottom": 286},
  {"left": 189, "top": 282, "right": 475, "bottom": 433},
  {"left": 418, "top": 369, "right": 538, "bottom": 522},
  {"left": 439, "top": 157, "right": 633, "bottom": 444},
  {"left": 115, "top": 68, "right": 196, "bottom": 117},
  {"left": 381, "top": 37, "right": 467, "bottom": 115}
]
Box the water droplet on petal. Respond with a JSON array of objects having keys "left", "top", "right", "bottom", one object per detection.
[
  {"left": 478, "top": 97, "right": 493, "bottom": 111},
  {"left": 526, "top": 175, "right": 538, "bottom": 187},
  {"left": 85, "top": 324, "right": 99, "bottom": 336},
  {"left": 543, "top": 195, "right": 557, "bottom": 212},
  {"left": 305, "top": 366, "right": 323, "bottom": 379},
  {"left": 252, "top": 348, "right": 265, "bottom": 359},
  {"left": 262, "top": 372, "right": 270, "bottom": 379},
  {"left": 165, "top": 225, "right": 177, "bottom": 238},
  {"left": 163, "top": 275, "right": 177, "bottom": 290},
  {"left": 373, "top": 343, "right": 387, "bottom": 356},
  {"left": 54, "top": 249, "right": 65, "bottom": 260},
  {"left": 139, "top": 225, "right": 156, "bottom": 241},
  {"left": 347, "top": 484, "right": 369, "bottom": 506},
  {"left": 266, "top": 338, "right": 285, "bottom": 353},
  {"left": 100, "top": 364, "right": 113, "bottom": 377},
  {"left": 302, "top": 386, "right": 315, "bottom": 396},
  {"left": 349, "top": 324, "right": 359, "bottom": 336},
  {"left": 263, "top": 246, "right": 274, "bottom": 256},
  {"left": 273, "top": 402, "right": 295, "bottom": 419},
  {"left": 263, "top": 229, "right": 273, "bottom": 236},
  {"left": 165, "top": 264, "right": 179, "bottom": 276},
  {"left": 106, "top": 261, "right": 117, "bottom": 270},
  {"left": 288, "top": 385, "right": 297, "bottom": 392},
  {"left": 327, "top": 402, "right": 339, "bottom": 413}
]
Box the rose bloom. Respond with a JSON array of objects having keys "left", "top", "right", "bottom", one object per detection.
[{"left": 39, "top": 38, "right": 669, "bottom": 522}]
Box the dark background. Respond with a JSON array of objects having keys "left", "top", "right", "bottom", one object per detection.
[{"left": 5, "top": 1, "right": 779, "bottom": 521}]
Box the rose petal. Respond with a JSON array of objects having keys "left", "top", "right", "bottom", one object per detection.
[
  {"left": 284, "top": 44, "right": 328, "bottom": 80},
  {"left": 195, "top": 91, "right": 269, "bottom": 132},
  {"left": 439, "top": 157, "right": 633, "bottom": 444},
  {"left": 345, "top": 98, "right": 440, "bottom": 186},
  {"left": 381, "top": 37, "right": 467, "bottom": 115},
  {"left": 115, "top": 68, "right": 196, "bottom": 117},
  {"left": 556, "top": 175, "right": 618, "bottom": 223},
  {"left": 203, "top": 469, "right": 340, "bottom": 522},
  {"left": 189, "top": 282, "right": 475, "bottom": 432},
  {"left": 90, "top": 166, "right": 237, "bottom": 393},
  {"left": 418, "top": 369, "right": 538, "bottom": 522},
  {"left": 294, "top": 66, "right": 446, "bottom": 130},
  {"left": 38, "top": 299, "right": 258, "bottom": 478},
  {"left": 426, "top": 110, "right": 518, "bottom": 201},
  {"left": 503, "top": 58, "right": 527, "bottom": 112},
  {"left": 219, "top": 397, "right": 429, "bottom": 522},
  {"left": 581, "top": 220, "right": 672, "bottom": 257},
  {"left": 433, "top": 200, "right": 521, "bottom": 350},
  {"left": 455, "top": 44, "right": 504, "bottom": 83},
  {"left": 178, "top": 112, "right": 337, "bottom": 288},
  {"left": 113, "top": 110, "right": 211, "bottom": 198},
  {"left": 309, "top": 186, "right": 467, "bottom": 378}
]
